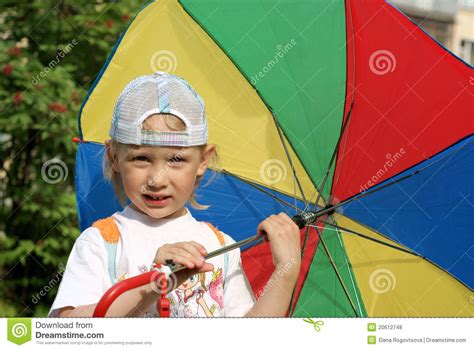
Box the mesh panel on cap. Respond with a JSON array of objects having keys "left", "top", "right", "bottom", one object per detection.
[
  {"left": 118, "top": 81, "right": 161, "bottom": 128},
  {"left": 167, "top": 79, "right": 204, "bottom": 126}
]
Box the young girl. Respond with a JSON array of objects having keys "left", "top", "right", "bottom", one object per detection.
[{"left": 49, "top": 72, "right": 301, "bottom": 317}]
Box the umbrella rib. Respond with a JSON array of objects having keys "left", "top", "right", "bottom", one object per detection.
[
  {"left": 303, "top": 101, "right": 354, "bottom": 214},
  {"left": 328, "top": 215, "right": 364, "bottom": 316},
  {"left": 322, "top": 216, "right": 474, "bottom": 291},
  {"left": 267, "top": 105, "right": 363, "bottom": 317},
  {"left": 318, "top": 144, "right": 461, "bottom": 214},
  {"left": 271, "top": 114, "right": 302, "bottom": 215},
  {"left": 306, "top": 135, "right": 470, "bottom": 222},
  {"left": 289, "top": 2, "right": 358, "bottom": 315},
  {"left": 219, "top": 170, "right": 359, "bottom": 316},
  {"left": 220, "top": 169, "right": 304, "bottom": 213},
  {"left": 305, "top": 0, "right": 357, "bottom": 212},
  {"left": 269, "top": 113, "right": 316, "bottom": 261},
  {"left": 316, "top": 220, "right": 420, "bottom": 257},
  {"left": 268, "top": 116, "right": 349, "bottom": 316},
  {"left": 270, "top": 113, "right": 309, "bottom": 205},
  {"left": 287, "top": 224, "right": 311, "bottom": 315},
  {"left": 289, "top": 104, "right": 355, "bottom": 316},
  {"left": 287, "top": 136, "right": 470, "bottom": 314},
  {"left": 305, "top": 224, "right": 360, "bottom": 317},
  {"left": 320, "top": 128, "right": 473, "bottom": 214}
]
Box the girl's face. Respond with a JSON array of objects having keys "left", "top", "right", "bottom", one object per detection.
[
  {"left": 111, "top": 118, "right": 215, "bottom": 219},
  {"left": 178, "top": 274, "right": 200, "bottom": 290}
]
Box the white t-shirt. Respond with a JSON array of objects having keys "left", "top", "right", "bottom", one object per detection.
[{"left": 49, "top": 206, "right": 256, "bottom": 317}]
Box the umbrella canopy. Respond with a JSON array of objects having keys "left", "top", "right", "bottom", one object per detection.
[{"left": 76, "top": 0, "right": 473, "bottom": 317}]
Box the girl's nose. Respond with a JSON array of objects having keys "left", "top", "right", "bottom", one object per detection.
[{"left": 147, "top": 168, "right": 169, "bottom": 189}]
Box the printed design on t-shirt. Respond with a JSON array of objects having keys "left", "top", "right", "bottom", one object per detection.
[
  {"left": 171, "top": 267, "right": 224, "bottom": 317},
  {"left": 209, "top": 268, "right": 224, "bottom": 309},
  {"left": 138, "top": 264, "right": 148, "bottom": 274}
]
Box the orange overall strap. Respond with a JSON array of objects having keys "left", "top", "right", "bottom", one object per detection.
[
  {"left": 92, "top": 217, "right": 120, "bottom": 243},
  {"left": 92, "top": 217, "right": 121, "bottom": 284},
  {"left": 205, "top": 222, "right": 225, "bottom": 246}
]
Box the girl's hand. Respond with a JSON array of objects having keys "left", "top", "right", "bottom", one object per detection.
[
  {"left": 154, "top": 241, "right": 214, "bottom": 273},
  {"left": 257, "top": 213, "right": 302, "bottom": 281}
]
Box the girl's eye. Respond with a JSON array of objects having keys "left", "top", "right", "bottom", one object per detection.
[
  {"left": 169, "top": 156, "right": 184, "bottom": 163},
  {"left": 132, "top": 156, "right": 149, "bottom": 162}
]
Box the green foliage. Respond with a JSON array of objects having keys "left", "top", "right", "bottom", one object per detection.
[{"left": 0, "top": 0, "right": 141, "bottom": 317}]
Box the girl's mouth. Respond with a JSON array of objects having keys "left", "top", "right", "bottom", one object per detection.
[{"left": 142, "top": 194, "right": 171, "bottom": 206}]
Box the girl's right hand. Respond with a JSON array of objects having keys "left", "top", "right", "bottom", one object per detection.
[{"left": 154, "top": 241, "right": 214, "bottom": 273}]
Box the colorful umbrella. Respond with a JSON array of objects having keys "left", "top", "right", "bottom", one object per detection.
[{"left": 75, "top": 0, "right": 473, "bottom": 317}]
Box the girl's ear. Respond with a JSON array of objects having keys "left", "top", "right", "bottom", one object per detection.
[
  {"left": 105, "top": 140, "right": 120, "bottom": 172},
  {"left": 197, "top": 144, "right": 216, "bottom": 176}
]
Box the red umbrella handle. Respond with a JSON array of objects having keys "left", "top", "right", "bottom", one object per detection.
[{"left": 93, "top": 268, "right": 169, "bottom": 317}]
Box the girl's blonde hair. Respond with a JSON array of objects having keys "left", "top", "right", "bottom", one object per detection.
[{"left": 103, "top": 114, "right": 220, "bottom": 210}]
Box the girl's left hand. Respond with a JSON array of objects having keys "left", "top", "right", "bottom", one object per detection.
[{"left": 256, "top": 213, "right": 302, "bottom": 281}]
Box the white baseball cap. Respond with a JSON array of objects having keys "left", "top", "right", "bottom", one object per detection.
[{"left": 109, "top": 72, "right": 208, "bottom": 146}]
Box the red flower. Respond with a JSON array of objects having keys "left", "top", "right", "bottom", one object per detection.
[
  {"left": 49, "top": 102, "right": 68, "bottom": 113},
  {"left": 121, "top": 14, "right": 131, "bottom": 22},
  {"left": 2, "top": 64, "right": 13, "bottom": 76},
  {"left": 13, "top": 92, "right": 23, "bottom": 105},
  {"left": 8, "top": 47, "right": 22, "bottom": 57},
  {"left": 105, "top": 19, "right": 114, "bottom": 29}
]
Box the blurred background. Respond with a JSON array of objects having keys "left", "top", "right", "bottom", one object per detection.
[
  {"left": 391, "top": 0, "right": 474, "bottom": 63},
  {"left": 0, "top": 0, "right": 472, "bottom": 317}
]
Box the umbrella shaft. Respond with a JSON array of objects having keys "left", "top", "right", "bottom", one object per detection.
[
  {"left": 170, "top": 235, "right": 263, "bottom": 273},
  {"left": 170, "top": 212, "right": 322, "bottom": 274}
]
